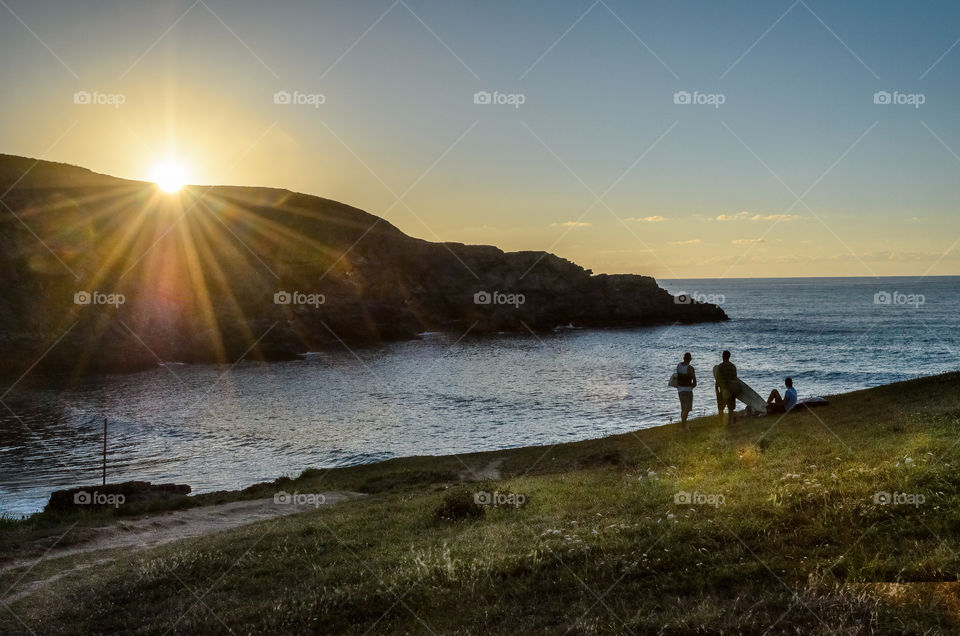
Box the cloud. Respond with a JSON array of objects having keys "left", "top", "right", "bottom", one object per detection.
[
  {"left": 715, "top": 211, "right": 750, "bottom": 221},
  {"left": 754, "top": 214, "right": 802, "bottom": 221},
  {"left": 689, "top": 249, "right": 960, "bottom": 267},
  {"left": 861, "top": 250, "right": 946, "bottom": 262},
  {"left": 670, "top": 239, "right": 702, "bottom": 245},
  {"left": 628, "top": 215, "right": 667, "bottom": 222},
  {"left": 550, "top": 221, "right": 592, "bottom": 228},
  {"left": 455, "top": 225, "right": 517, "bottom": 233},
  {"left": 715, "top": 211, "right": 801, "bottom": 222},
  {"left": 731, "top": 238, "right": 766, "bottom": 245}
]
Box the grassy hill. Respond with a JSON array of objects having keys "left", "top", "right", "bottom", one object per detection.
[{"left": 3, "top": 372, "right": 960, "bottom": 633}]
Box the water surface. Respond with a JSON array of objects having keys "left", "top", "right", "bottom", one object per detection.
[{"left": 1, "top": 276, "right": 956, "bottom": 515}]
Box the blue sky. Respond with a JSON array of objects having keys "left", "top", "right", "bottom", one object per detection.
[{"left": 1, "top": 0, "right": 958, "bottom": 277}]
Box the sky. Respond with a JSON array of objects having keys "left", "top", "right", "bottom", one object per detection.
[{"left": 1, "top": 0, "right": 958, "bottom": 278}]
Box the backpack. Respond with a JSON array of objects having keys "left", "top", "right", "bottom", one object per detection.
[{"left": 675, "top": 363, "right": 693, "bottom": 388}]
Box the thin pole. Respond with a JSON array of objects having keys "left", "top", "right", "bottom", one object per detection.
[{"left": 103, "top": 417, "right": 107, "bottom": 486}]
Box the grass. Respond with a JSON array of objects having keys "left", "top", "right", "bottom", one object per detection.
[{"left": 3, "top": 372, "right": 960, "bottom": 634}]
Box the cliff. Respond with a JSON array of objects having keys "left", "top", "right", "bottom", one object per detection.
[{"left": 0, "top": 154, "right": 726, "bottom": 376}]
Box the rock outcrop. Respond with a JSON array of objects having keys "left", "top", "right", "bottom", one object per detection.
[
  {"left": 45, "top": 481, "right": 191, "bottom": 513},
  {"left": 0, "top": 154, "right": 726, "bottom": 377}
]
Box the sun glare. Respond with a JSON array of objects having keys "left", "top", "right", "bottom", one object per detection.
[{"left": 151, "top": 161, "right": 188, "bottom": 193}]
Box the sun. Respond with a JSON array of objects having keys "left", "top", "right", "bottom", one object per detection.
[{"left": 150, "top": 160, "right": 188, "bottom": 193}]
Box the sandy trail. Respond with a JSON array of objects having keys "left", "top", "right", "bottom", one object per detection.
[{"left": 1, "top": 492, "right": 364, "bottom": 603}]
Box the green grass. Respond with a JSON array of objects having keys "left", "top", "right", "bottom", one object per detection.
[{"left": 3, "top": 372, "right": 960, "bottom": 634}]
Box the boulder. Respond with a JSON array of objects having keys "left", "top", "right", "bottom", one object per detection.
[{"left": 45, "top": 481, "right": 191, "bottom": 513}]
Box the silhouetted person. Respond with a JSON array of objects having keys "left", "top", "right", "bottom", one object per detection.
[
  {"left": 676, "top": 352, "right": 697, "bottom": 427},
  {"left": 714, "top": 350, "right": 739, "bottom": 425},
  {"left": 767, "top": 377, "right": 798, "bottom": 414}
]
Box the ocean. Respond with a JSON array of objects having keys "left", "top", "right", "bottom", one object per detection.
[{"left": 1, "top": 276, "right": 956, "bottom": 516}]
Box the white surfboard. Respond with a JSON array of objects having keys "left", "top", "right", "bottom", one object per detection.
[
  {"left": 712, "top": 365, "right": 767, "bottom": 415},
  {"left": 735, "top": 379, "right": 767, "bottom": 415}
]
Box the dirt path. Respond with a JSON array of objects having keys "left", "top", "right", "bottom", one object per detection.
[{"left": 1, "top": 492, "right": 364, "bottom": 603}]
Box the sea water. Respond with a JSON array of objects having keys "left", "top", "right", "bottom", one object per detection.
[{"left": 1, "top": 276, "right": 956, "bottom": 515}]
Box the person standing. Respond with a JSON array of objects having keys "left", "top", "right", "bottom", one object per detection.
[
  {"left": 714, "top": 350, "right": 739, "bottom": 425},
  {"left": 676, "top": 352, "right": 697, "bottom": 427}
]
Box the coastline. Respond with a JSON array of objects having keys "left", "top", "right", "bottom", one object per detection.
[
  {"left": 17, "top": 369, "right": 959, "bottom": 520},
  {"left": 6, "top": 274, "right": 959, "bottom": 518},
  {"left": 219, "top": 368, "right": 960, "bottom": 493}
]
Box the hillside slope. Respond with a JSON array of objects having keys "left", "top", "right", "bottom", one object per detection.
[
  {"left": 0, "top": 154, "right": 726, "bottom": 376},
  {"left": 2, "top": 372, "right": 959, "bottom": 633}
]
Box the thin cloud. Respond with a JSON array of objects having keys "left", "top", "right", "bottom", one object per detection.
[
  {"left": 550, "top": 221, "right": 592, "bottom": 228},
  {"left": 691, "top": 250, "right": 960, "bottom": 267},
  {"left": 732, "top": 238, "right": 766, "bottom": 245},
  {"left": 754, "top": 213, "right": 801, "bottom": 221},
  {"left": 628, "top": 215, "right": 667, "bottom": 222},
  {"left": 715, "top": 211, "right": 801, "bottom": 222},
  {"left": 669, "top": 239, "right": 702, "bottom": 245}
]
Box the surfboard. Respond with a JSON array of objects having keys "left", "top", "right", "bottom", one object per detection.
[
  {"left": 712, "top": 365, "right": 767, "bottom": 415},
  {"left": 735, "top": 379, "right": 767, "bottom": 415},
  {"left": 712, "top": 365, "right": 724, "bottom": 413},
  {"left": 797, "top": 396, "right": 829, "bottom": 408}
]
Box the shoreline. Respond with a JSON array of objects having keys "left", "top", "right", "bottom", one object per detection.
[
  {"left": 189, "top": 368, "right": 960, "bottom": 502},
  {"left": 11, "top": 369, "right": 957, "bottom": 521}
]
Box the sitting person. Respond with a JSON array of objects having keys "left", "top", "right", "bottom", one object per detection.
[{"left": 767, "top": 377, "right": 798, "bottom": 414}]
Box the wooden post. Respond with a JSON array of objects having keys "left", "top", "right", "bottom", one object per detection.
[{"left": 103, "top": 417, "right": 107, "bottom": 486}]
